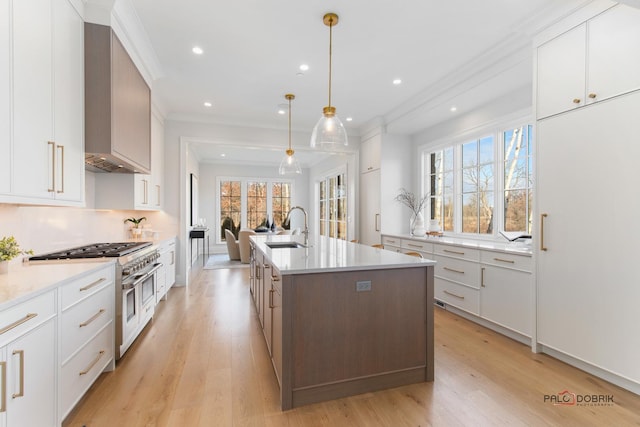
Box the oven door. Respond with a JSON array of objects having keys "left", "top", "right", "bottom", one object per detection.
[{"left": 122, "top": 286, "right": 139, "bottom": 352}]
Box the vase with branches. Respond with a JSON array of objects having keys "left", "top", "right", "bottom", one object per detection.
[{"left": 394, "top": 188, "right": 429, "bottom": 236}]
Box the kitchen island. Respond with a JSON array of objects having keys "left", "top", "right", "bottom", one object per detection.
[{"left": 250, "top": 234, "right": 435, "bottom": 410}]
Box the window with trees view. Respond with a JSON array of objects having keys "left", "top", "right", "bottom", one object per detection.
[
  {"left": 319, "top": 172, "right": 347, "bottom": 240},
  {"left": 423, "top": 122, "right": 532, "bottom": 236},
  {"left": 218, "top": 178, "right": 293, "bottom": 242}
]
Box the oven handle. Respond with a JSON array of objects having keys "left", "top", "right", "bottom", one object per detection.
[{"left": 122, "top": 263, "right": 163, "bottom": 290}]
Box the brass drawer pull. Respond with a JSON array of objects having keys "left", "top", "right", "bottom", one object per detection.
[
  {"left": 443, "top": 267, "right": 464, "bottom": 274},
  {"left": 493, "top": 257, "right": 515, "bottom": 264},
  {"left": 79, "top": 309, "right": 106, "bottom": 327},
  {"left": 79, "top": 350, "right": 105, "bottom": 376},
  {"left": 407, "top": 244, "right": 423, "bottom": 249},
  {"left": 481, "top": 267, "right": 485, "bottom": 287},
  {"left": 80, "top": 278, "right": 106, "bottom": 292},
  {"left": 540, "top": 213, "right": 548, "bottom": 251},
  {"left": 269, "top": 289, "right": 274, "bottom": 309},
  {"left": 443, "top": 249, "right": 465, "bottom": 255},
  {"left": 444, "top": 290, "right": 465, "bottom": 300},
  {"left": 0, "top": 313, "right": 38, "bottom": 336},
  {"left": 572, "top": 98, "right": 581, "bottom": 104}
]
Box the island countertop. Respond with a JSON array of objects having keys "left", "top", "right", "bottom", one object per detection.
[{"left": 251, "top": 234, "right": 436, "bottom": 275}]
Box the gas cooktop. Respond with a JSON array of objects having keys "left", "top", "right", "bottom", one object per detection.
[{"left": 29, "top": 241, "right": 152, "bottom": 260}]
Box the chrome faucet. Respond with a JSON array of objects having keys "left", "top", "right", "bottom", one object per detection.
[{"left": 285, "top": 206, "right": 309, "bottom": 246}]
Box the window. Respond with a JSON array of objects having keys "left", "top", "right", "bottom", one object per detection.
[
  {"left": 423, "top": 121, "right": 532, "bottom": 237},
  {"left": 247, "top": 181, "right": 267, "bottom": 229},
  {"left": 319, "top": 172, "right": 347, "bottom": 240},
  {"left": 272, "top": 182, "right": 292, "bottom": 227},
  {"left": 220, "top": 180, "right": 241, "bottom": 240},
  {"left": 428, "top": 147, "right": 454, "bottom": 232},
  {"left": 217, "top": 177, "right": 294, "bottom": 242},
  {"left": 503, "top": 125, "right": 533, "bottom": 234},
  {"left": 462, "top": 136, "right": 494, "bottom": 234}
]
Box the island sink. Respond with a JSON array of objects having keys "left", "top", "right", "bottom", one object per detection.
[{"left": 265, "top": 242, "right": 306, "bottom": 249}]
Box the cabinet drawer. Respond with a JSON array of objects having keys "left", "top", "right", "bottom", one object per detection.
[
  {"left": 435, "top": 278, "right": 479, "bottom": 315},
  {"left": 433, "top": 244, "right": 480, "bottom": 261},
  {"left": 433, "top": 254, "right": 480, "bottom": 288},
  {"left": 0, "top": 290, "right": 56, "bottom": 345},
  {"left": 382, "top": 236, "right": 401, "bottom": 247},
  {"left": 61, "top": 284, "right": 113, "bottom": 362},
  {"left": 61, "top": 265, "right": 115, "bottom": 310},
  {"left": 60, "top": 323, "right": 113, "bottom": 419},
  {"left": 480, "top": 251, "right": 532, "bottom": 272},
  {"left": 401, "top": 239, "right": 433, "bottom": 253}
]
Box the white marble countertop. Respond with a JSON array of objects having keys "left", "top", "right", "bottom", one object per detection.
[
  {"left": 252, "top": 234, "right": 436, "bottom": 275},
  {"left": 383, "top": 233, "right": 533, "bottom": 256},
  {"left": 0, "top": 260, "right": 115, "bottom": 309}
]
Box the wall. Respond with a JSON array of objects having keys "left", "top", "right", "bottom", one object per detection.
[{"left": 380, "top": 133, "right": 413, "bottom": 236}]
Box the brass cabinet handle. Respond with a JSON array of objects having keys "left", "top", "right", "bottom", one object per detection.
[
  {"left": 588, "top": 93, "right": 597, "bottom": 99},
  {"left": 443, "top": 249, "right": 465, "bottom": 255},
  {"left": 407, "top": 244, "right": 423, "bottom": 249},
  {"left": 444, "top": 290, "right": 465, "bottom": 300},
  {"left": 79, "top": 277, "right": 106, "bottom": 292},
  {"left": 47, "top": 141, "right": 55, "bottom": 192},
  {"left": 56, "top": 144, "right": 65, "bottom": 193},
  {"left": 443, "top": 266, "right": 465, "bottom": 274},
  {"left": 493, "top": 257, "right": 515, "bottom": 264},
  {"left": 143, "top": 179, "right": 149, "bottom": 204},
  {"left": 0, "top": 361, "right": 5, "bottom": 412},
  {"left": 11, "top": 350, "right": 24, "bottom": 398},
  {"left": 271, "top": 275, "right": 280, "bottom": 282},
  {"left": 375, "top": 214, "right": 380, "bottom": 232},
  {"left": 264, "top": 264, "right": 270, "bottom": 269},
  {"left": 79, "top": 350, "right": 105, "bottom": 376},
  {"left": 481, "top": 267, "right": 485, "bottom": 287},
  {"left": 79, "top": 309, "right": 106, "bottom": 327},
  {"left": 367, "top": 166, "right": 373, "bottom": 170},
  {"left": 540, "top": 213, "right": 548, "bottom": 251},
  {"left": 0, "top": 313, "right": 38, "bottom": 336},
  {"left": 269, "top": 289, "right": 274, "bottom": 309},
  {"left": 572, "top": 98, "right": 581, "bottom": 104}
]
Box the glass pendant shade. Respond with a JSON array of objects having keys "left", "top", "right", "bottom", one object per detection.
[
  {"left": 310, "top": 108, "right": 348, "bottom": 148},
  {"left": 279, "top": 149, "right": 302, "bottom": 175}
]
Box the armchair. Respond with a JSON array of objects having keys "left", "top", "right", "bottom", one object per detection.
[
  {"left": 239, "top": 229, "right": 256, "bottom": 263},
  {"left": 224, "top": 229, "right": 240, "bottom": 261}
]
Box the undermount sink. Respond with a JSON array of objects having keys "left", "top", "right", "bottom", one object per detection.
[{"left": 265, "top": 242, "right": 306, "bottom": 249}]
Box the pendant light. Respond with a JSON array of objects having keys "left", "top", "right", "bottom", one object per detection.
[
  {"left": 310, "top": 12, "right": 348, "bottom": 148},
  {"left": 279, "top": 94, "right": 302, "bottom": 175}
]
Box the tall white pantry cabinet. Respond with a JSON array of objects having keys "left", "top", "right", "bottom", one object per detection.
[{"left": 535, "top": 1, "right": 640, "bottom": 393}]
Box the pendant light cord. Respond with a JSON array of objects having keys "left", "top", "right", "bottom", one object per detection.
[
  {"left": 288, "top": 97, "right": 292, "bottom": 150},
  {"left": 328, "top": 17, "right": 333, "bottom": 109}
]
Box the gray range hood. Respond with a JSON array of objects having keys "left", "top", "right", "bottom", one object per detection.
[{"left": 85, "top": 23, "right": 151, "bottom": 174}]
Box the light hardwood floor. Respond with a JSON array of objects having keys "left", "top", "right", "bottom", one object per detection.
[{"left": 63, "top": 267, "right": 640, "bottom": 427}]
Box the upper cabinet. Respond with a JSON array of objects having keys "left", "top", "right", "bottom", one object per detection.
[
  {"left": 359, "top": 134, "right": 381, "bottom": 173},
  {"left": 85, "top": 23, "right": 151, "bottom": 174},
  {"left": 0, "top": 0, "right": 85, "bottom": 205},
  {"left": 536, "top": 4, "right": 640, "bottom": 119}
]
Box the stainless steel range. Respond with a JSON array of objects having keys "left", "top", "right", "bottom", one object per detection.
[{"left": 30, "top": 241, "right": 161, "bottom": 360}]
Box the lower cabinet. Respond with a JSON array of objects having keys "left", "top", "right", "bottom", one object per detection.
[
  {"left": 262, "top": 262, "right": 273, "bottom": 355},
  {"left": 0, "top": 306, "right": 56, "bottom": 427},
  {"left": 157, "top": 238, "right": 176, "bottom": 304},
  {"left": 271, "top": 271, "right": 283, "bottom": 386}
]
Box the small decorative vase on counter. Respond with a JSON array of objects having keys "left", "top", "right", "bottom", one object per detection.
[
  {"left": 410, "top": 212, "right": 426, "bottom": 236},
  {"left": 0, "top": 261, "right": 8, "bottom": 274}
]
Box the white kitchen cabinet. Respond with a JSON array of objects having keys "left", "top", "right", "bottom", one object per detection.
[
  {"left": 156, "top": 238, "right": 176, "bottom": 304},
  {"left": 537, "top": 90, "right": 640, "bottom": 388},
  {"left": 6, "top": 0, "right": 84, "bottom": 205},
  {"left": 360, "top": 169, "right": 381, "bottom": 245},
  {"left": 0, "top": 291, "right": 56, "bottom": 427},
  {"left": 479, "top": 251, "right": 532, "bottom": 337},
  {"left": 150, "top": 111, "right": 165, "bottom": 209},
  {"left": 359, "top": 133, "right": 381, "bottom": 173},
  {"left": 536, "top": 3, "right": 640, "bottom": 119},
  {"left": 59, "top": 265, "right": 114, "bottom": 421}
]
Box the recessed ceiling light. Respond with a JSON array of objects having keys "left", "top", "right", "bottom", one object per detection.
[
  {"left": 299, "top": 64, "right": 309, "bottom": 71},
  {"left": 192, "top": 46, "right": 203, "bottom": 55},
  {"left": 220, "top": 153, "right": 226, "bottom": 157},
  {"left": 346, "top": 117, "right": 353, "bottom": 122},
  {"left": 393, "top": 79, "right": 402, "bottom": 85},
  {"left": 204, "top": 101, "right": 212, "bottom": 107},
  {"left": 450, "top": 106, "right": 457, "bottom": 112}
]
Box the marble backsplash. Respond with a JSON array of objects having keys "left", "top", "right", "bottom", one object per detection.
[{"left": 0, "top": 204, "right": 178, "bottom": 265}]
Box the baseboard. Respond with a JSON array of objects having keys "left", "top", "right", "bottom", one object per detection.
[{"left": 539, "top": 344, "right": 640, "bottom": 396}]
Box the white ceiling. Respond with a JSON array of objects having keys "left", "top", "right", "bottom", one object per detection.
[{"left": 121, "top": 0, "right": 593, "bottom": 164}]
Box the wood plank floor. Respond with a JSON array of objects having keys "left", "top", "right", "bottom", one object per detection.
[{"left": 63, "top": 267, "right": 640, "bottom": 427}]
